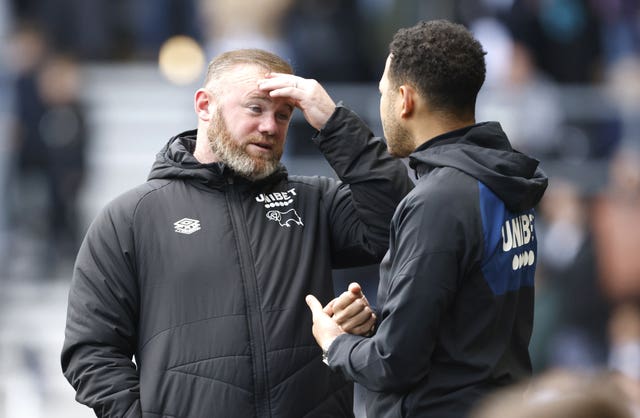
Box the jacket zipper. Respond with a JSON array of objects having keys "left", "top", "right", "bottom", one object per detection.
[{"left": 226, "top": 177, "right": 271, "bottom": 417}]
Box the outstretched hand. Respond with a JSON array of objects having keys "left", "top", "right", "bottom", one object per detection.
[
  {"left": 306, "top": 282, "right": 377, "bottom": 354},
  {"left": 305, "top": 294, "right": 344, "bottom": 352},
  {"left": 258, "top": 73, "right": 336, "bottom": 130}
]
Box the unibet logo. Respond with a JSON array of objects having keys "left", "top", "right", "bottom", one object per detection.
[
  {"left": 501, "top": 214, "right": 534, "bottom": 251},
  {"left": 256, "top": 188, "right": 297, "bottom": 208},
  {"left": 512, "top": 250, "right": 535, "bottom": 270},
  {"left": 501, "top": 214, "right": 536, "bottom": 271}
]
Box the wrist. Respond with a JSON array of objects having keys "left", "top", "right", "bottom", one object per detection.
[{"left": 321, "top": 336, "right": 337, "bottom": 366}]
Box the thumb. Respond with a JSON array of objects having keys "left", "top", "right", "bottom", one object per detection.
[{"left": 305, "top": 294, "right": 324, "bottom": 316}]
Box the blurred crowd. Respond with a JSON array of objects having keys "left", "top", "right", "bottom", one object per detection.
[{"left": 1, "top": 0, "right": 640, "bottom": 414}]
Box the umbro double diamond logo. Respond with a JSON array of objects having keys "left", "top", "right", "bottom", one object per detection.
[{"left": 174, "top": 218, "right": 201, "bottom": 235}]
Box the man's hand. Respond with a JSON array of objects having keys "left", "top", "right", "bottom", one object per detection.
[
  {"left": 258, "top": 73, "right": 336, "bottom": 130},
  {"left": 305, "top": 294, "right": 344, "bottom": 352},
  {"left": 327, "top": 282, "right": 376, "bottom": 337},
  {"left": 305, "top": 282, "right": 377, "bottom": 353}
]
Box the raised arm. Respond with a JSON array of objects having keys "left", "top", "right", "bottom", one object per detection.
[{"left": 261, "top": 74, "right": 414, "bottom": 265}]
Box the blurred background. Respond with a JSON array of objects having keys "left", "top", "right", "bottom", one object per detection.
[{"left": 0, "top": 0, "right": 639, "bottom": 416}]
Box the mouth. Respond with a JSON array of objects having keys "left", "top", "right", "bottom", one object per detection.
[
  {"left": 247, "top": 141, "right": 275, "bottom": 155},
  {"left": 251, "top": 142, "right": 273, "bottom": 150}
]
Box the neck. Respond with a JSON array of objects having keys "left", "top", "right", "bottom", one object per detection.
[
  {"left": 410, "top": 112, "right": 475, "bottom": 149},
  {"left": 193, "top": 126, "right": 218, "bottom": 164}
]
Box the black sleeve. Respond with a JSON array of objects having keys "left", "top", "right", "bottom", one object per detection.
[
  {"left": 328, "top": 187, "right": 462, "bottom": 391},
  {"left": 313, "top": 105, "right": 414, "bottom": 268},
  {"left": 61, "top": 196, "right": 142, "bottom": 418}
]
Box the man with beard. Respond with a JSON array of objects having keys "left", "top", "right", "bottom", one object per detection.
[
  {"left": 61, "top": 48, "right": 413, "bottom": 418},
  {"left": 304, "top": 20, "right": 548, "bottom": 418}
]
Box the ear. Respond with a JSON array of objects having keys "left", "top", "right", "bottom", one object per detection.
[
  {"left": 398, "top": 85, "right": 415, "bottom": 119},
  {"left": 194, "top": 88, "right": 214, "bottom": 122}
]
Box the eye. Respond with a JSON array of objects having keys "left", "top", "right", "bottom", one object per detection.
[
  {"left": 248, "top": 105, "right": 262, "bottom": 114},
  {"left": 276, "top": 112, "right": 292, "bottom": 122}
]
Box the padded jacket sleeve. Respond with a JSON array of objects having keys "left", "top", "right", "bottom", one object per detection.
[
  {"left": 61, "top": 193, "right": 142, "bottom": 418},
  {"left": 313, "top": 105, "right": 414, "bottom": 267},
  {"left": 327, "top": 182, "right": 465, "bottom": 391}
]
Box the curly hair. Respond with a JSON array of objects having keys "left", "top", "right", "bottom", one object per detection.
[{"left": 389, "top": 20, "right": 486, "bottom": 118}]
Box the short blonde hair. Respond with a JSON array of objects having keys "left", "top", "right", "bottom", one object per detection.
[{"left": 203, "top": 48, "right": 293, "bottom": 89}]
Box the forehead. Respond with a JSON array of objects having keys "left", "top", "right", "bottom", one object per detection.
[
  {"left": 379, "top": 55, "right": 393, "bottom": 90},
  {"left": 220, "top": 63, "right": 265, "bottom": 86},
  {"left": 218, "top": 64, "right": 295, "bottom": 108}
]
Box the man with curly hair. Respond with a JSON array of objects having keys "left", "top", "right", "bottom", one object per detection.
[{"left": 306, "top": 20, "right": 548, "bottom": 417}]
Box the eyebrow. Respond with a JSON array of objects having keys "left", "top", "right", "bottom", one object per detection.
[
  {"left": 246, "top": 92, "right": 271, "bottom": 101},
  {"left": 246, "top": 92, "right": 295, "bottom": 113}
]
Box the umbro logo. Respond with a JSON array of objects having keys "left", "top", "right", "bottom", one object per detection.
[{"left": 174, "top": 218, "right": 201, "bottom": 235}]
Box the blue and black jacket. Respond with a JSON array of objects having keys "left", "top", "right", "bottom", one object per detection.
[{"left": 328, "top": 122, "right": 548, "bottom": 418}]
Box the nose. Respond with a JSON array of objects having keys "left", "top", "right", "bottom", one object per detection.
[{"left": 258, "top": 114, "right": 278, "bottom": 136}]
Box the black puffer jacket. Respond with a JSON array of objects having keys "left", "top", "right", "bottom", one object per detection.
[
  {"left": 328, "top": 122, "right": 548, "bottom": 418},
  {"left": 61, "top": 106, "right": 413, "bottom": 418}
]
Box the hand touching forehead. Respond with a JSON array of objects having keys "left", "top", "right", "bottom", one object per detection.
[
  {"left": 211, "top": 64, "right": 295, "bottom": 108},
  {"left": 258, "top": 72, "right": 337, "bottom": 130}
]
